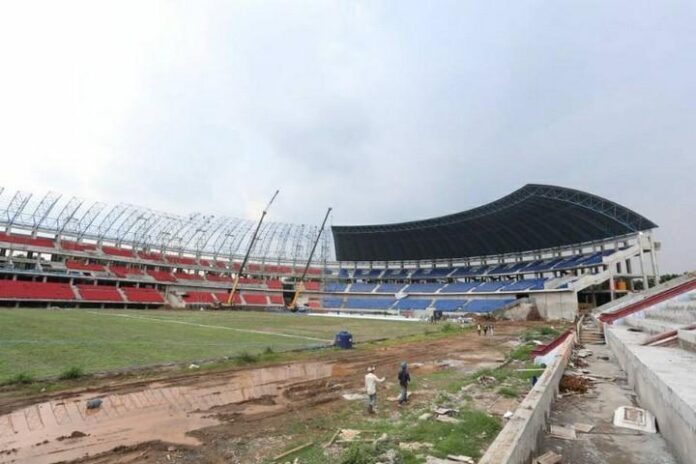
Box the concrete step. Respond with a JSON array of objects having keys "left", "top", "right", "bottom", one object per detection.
[
  {"left": 625, "top": 317, "right": 682, "bottom": 335},
  {"left": 678, "top": 330, "right": 696, "bottom": 352}
]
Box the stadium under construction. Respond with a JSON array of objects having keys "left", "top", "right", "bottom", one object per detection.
[{"left": 0, "top": 184, "right": 660, "bottom": 320}]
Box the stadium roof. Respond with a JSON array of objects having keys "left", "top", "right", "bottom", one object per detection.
[{"left": 332, "top": 184, "right": 658, "bottom": 262}]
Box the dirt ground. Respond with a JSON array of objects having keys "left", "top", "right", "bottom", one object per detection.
[{"left": 0, "top": 322, "right": 536, "bottom": 464}]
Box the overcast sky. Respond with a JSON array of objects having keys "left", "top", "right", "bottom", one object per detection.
[{"left": 1, "top": 1, "right": 694, "bottom": 272}]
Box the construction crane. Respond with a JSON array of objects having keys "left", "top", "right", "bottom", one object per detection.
[
  {"left": 226, "top": 190, "right": 279, "bottom": 307},
  {"left": 288, "top": 207, "right": 332, "bottom": 311}
]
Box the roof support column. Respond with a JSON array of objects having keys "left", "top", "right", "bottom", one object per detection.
[
  {"left": 647, "top": 231, "right": 660, "bottom": 287},
  {"left": 637, "top": 233, "right": 648, "bottom": 290}
]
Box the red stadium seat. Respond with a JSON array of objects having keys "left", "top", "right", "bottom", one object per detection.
[
  {"left": 243, "top": 293, "right": 268, "bottom": 305},
  {"left": 146, "top": 270, "right": 177, "bottom": 282},
  {"left": 102, "top": 246, "right": 135, "bottom": 258},
  {"left": 199, "top": 259, "right": 211, "bottom": 267},
  {"left": 173, "top": 272, "right": 203, "bottom": 281},
  {"left": 0, "top": 280, "right": 75, "bottom": 300},
  {"left": 109, "top": 266, "right": 144, "bottom": 277},
  {"left": 206, "top": 274, "right": 231, "bottom": 282},
  {"left": 65, "top": 260, "right": 106, "bottom": 272},
  {"left": 61, "top": 240, "right": 97, "bottom": 252},
  {"left": 121, "top": 287, "right": 165, "bottom": 303},
  {"left": 138, "top": 251, "right": 163, "bottom": 261},
  {"left": 77, "top": 284, "right": 123, "bottom": 302},
  {"left": 214, "top": 292, "right": 242, "bottom": 305},
  {"left": 238, "top": 277, "right": 262, "bottom": 285},
  {"left": 0, "top": 232, "right": 54, "bottom": 248},
  {"left": 182, "top": 291, "right": 216, "bottom": 304},
  {"left": 166, "top": 255, "right": 197, "bottom": 266},
  {"left": 269, "top": 295, "right": 284, "bottom": 305},
  {"left": 304, "top": 281, "right": 321, "bottom": 291},
  {"left": 266, "top": 279, "right": 283, "bottom": 289},
  {"left": 247, "top": 263, "right": 261, "bottom": 272}
]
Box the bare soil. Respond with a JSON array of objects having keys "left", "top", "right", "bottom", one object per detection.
[{"left": 0, "top": 322, "right": 536, "bottom": 464}]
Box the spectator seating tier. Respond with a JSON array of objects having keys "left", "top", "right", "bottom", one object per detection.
[
  {"left": 393, "top": 298, "right": 432, "bottom": 310},
  {"left": 60, "top": 241, "right": 97, "bottom": 252},
  {"left": 0, "top": 232, "right": 54, "bottom": 248},
  {"left": 434, "top": 299, "right": 468, "bottom": 311},
  {"left": 121, "top": 287, "right": 165, "bottom": 303},
  {"left": 243, "top": 293, "right": 268, "bottom": 305},
  {"left": 403, "top": 283, "right": 443, "bottom": 293},
  {"left": 350, "top": 283, "right": 377, "bottom": 293},
  {"left": 345, "top": 298, "right": 395, "bottom": 310},
  {"left": 269, "top": 295, "right": 284, "bottom": 305},
  {"left": 66, "top": 260, "right": 107, "bottom": 272},
  {"left": 146, "top": 270, "right": 176, "bottom": 282},
  {"left": 376, "top": 283, "right": 406, "bottom": 293},
  {"left": 77, "top": 285, "right": 123, "bottom": 302},
  {"left": 110, "top": 266, "right": 144, "bottom": 277},
  {"left": 472, "top": 281, "right": 509, "bottom": 293},
  {"left": 214, "top": 292, "right": 242, "bottom": 305},
  {"left": 102, "top": 246, "right": 135, "bottom": 258},
  {"left": 182, "top": 291, "right": 216, "bottom": 304},
  {"left": 440, "top": 282, "right": 480, "bottom": 293},
  {"left": 0, "top": 280, "right": 75, "bottom": 300}
]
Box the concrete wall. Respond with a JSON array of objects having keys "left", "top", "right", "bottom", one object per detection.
[
  {"left": 532, "top": 291, "right": 577, "bottom": 320},
  {"left": 478, "top": 335, "right": 574, "bottom": 464},
  {"left": 607, "top": 328, "right": 696, "bottom": 464}
]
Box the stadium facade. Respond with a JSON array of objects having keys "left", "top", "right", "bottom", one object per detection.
[{"left": 0, "top": 184, "right": 660, "bottom": 319}]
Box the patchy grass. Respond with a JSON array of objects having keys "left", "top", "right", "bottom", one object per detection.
[
  {"left": 1, "top": 372, "right": 34, "bottom": 386},
  {"left": 521, "top": 326, "right": 561, "bottom": 342},
  {"left": 58, "top": 366, "right": 84, "bottom": 380},
  {"left": 498, "top": 386, "right": 518, "bottom": 398}
]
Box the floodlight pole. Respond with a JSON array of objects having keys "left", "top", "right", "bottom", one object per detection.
[
  {"left": 227, "top": 190, "right": 279, "bottom": 306},
  {"left": 289, "top": 207, "right": 332, "bottom": 310}
]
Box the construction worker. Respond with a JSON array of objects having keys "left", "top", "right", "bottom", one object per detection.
[
  {"left": 364, "top": 366, "right": 385, "bottom": 414},
  {"left": 398, "top": 362, "right": 411, "bottom": 405}
]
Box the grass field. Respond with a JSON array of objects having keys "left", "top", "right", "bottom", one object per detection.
[{"left": 0, "top": 308, "right": 429, "bottom": 383}]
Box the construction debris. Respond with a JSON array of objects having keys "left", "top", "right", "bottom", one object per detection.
[
  {"left": 341, "top": 393, "right": 366, "bottom": 401},
  {"left": 549, "top": 424, "right": 577, "bottom": 440},
  {"left": 426, "top": 456, "right": 474, "bottom": 464},
  {"left": 399, "top": 442, "right": 433, "bottom": 452},
  {"left": 534, "top": 450, "right": 562, "bottom": 464},
  {"left": 188, "top": 363, "right": 200, "bottom": 369},
  {"left": 447, "top": 455, "right": 475, "bottom": 463},
  {"left": 576, "top": 349, "right": 593, "bottom": 358},
  {"left": 477, "top": 375, "right": 497, "bottom": 386},
  {"left": 574, "top": 422, "right": 594, "bottom": 433},
  {"left": 433, "top": 407, "right": 458, "bottom": 416},
  {"left": 559, "top": 374, "right": 589, "bottom": 393},
  {"left": 613, "top": 406, "right": 657, "bottom": 433},
  {"left": 272, "top": 441, "right": 313, "bottom": 461}
]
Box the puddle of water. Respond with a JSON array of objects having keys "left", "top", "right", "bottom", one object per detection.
[{"left": 0, "top": 362, "right": 334, "bottom": 464}]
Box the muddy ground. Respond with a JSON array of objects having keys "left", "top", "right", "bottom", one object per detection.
[{"left": 0, "top": 322, "right": 537, "bottom": 464}]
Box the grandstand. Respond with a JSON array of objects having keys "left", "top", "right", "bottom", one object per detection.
[{"left": 0, "top": 184, "right": 659, "bottom": 319}]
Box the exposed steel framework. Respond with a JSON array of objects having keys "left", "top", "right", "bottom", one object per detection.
[{"left": 0, "top": 187, "right": 334, "bottom": 265}]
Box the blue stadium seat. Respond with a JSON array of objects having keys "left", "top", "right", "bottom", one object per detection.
[
  {"left": 439, "top": 282, "right": 480, "bottom": 293},
  {"left": 354, "top": 269, "right": 384, "bottom": 278},
  {"left": 383, "top": 269, "right": 411, "bottom": 279},
  {"left": 393, "top": 298, "right": 432, "bottom": 310},
  {"left": 471, "top": 281, "right": 508, "bottom": 292},
  {"left": 325, "top": 282, "right": 347, "bottom": 292},
  {"left": 433, "top": 299, "right": 468, "bottom": 311},
  {"left": 403, "top": 283, "right": 444, "bottom": 293},
  {"left": 344, "top": 298, "right": 395, "bottom": 310},
  {"left": 376, "top": 283, "right": 406, "bottom": 293},
  {"left": 323, "top": 297, "right": 343, "bottom": 308},
  {"left": 350, "top": 283, "right": 377, "bottom": 292},
  {"left": 411, "top": 267, "right": 454, "bottom": 279},
  {"left": 502, "top": 278, "right": 546, "bottom": 292}
]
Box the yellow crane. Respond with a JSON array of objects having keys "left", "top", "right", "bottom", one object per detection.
[
  {"left": 288, "top": 207, "right": 332, "bottom": 311},
  {"left": 226, "top": 190, "right": 279, "bottom": 306}
]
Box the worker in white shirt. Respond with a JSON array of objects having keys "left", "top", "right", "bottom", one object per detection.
[{"left": 364, "top": 366, "right": 385, "bottom": 414}]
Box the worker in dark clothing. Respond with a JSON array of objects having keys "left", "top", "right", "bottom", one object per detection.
[{"left": 398, "top": 362, "right": 411, "bottom": 405}]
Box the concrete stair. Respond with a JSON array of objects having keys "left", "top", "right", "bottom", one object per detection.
[{"left": 580, "top": 321, "right": 605, "bottom": 345}]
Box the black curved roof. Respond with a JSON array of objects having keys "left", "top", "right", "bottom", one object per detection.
[{"left": 332, "top": 184, "right": 657, "bottom": 262}]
